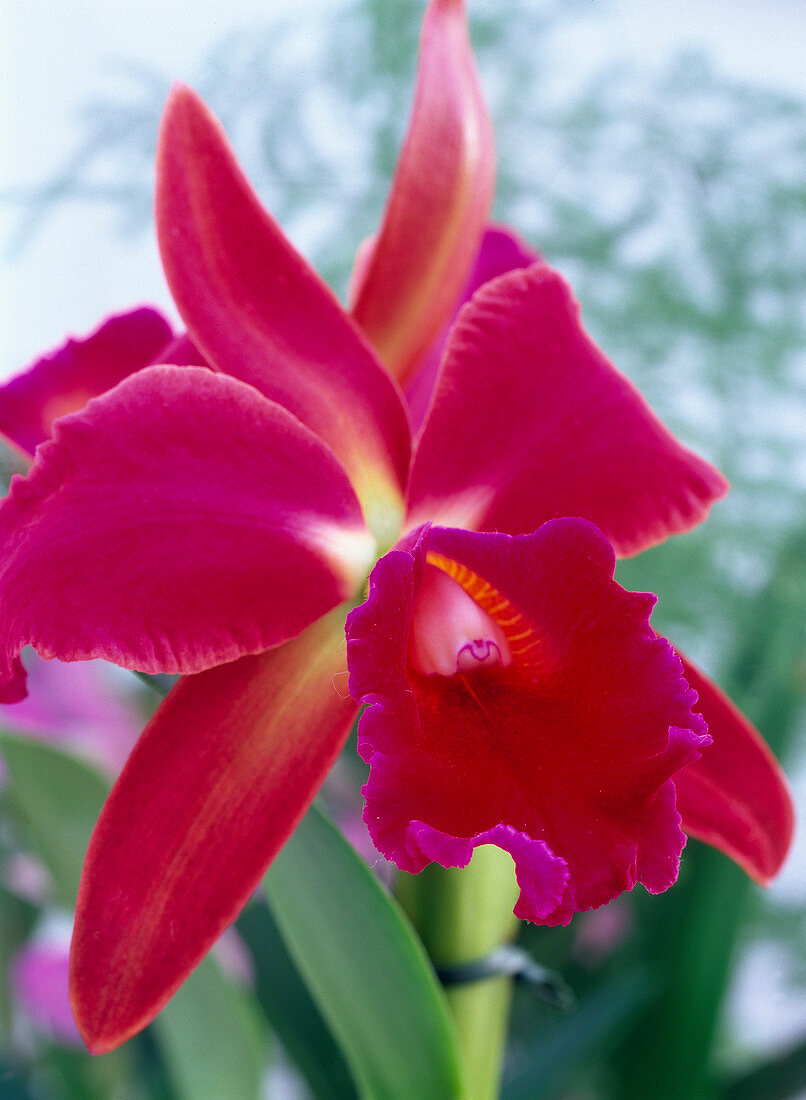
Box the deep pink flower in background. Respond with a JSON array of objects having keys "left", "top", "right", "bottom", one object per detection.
[
  {"left": 10, "top": 924, "right": 253, "bottom": 1050},
  {"left": 12, "top": 937, "right": 83, "bottom": 1049},
  {"left": 0, "top": 653, "right": 142, "bottom": 774},
  {"left": 0, "top": 0, "right": 793, "bottom": 1057}
]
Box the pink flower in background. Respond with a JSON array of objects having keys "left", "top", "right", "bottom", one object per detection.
[
  {"left": 0, "top": 0, "right": 792, "bottom": 1058},
  {"left": 12, "top": 934, "right": 82, "bottom": 1048},
  {"left": 0, "top": 653, "right": 142, "bottom": 774},
  {"left": 10, "top": 923, "right": 253, "bottom": 1050}
]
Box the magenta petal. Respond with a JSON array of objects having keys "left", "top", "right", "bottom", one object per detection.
[
  {"left": 347, "top": 520, "right": 709, "bottom": 924},
  {"left": 408, "top": 264, "right": 728, "bottom": 556},
  {"left": 156, "top": 85, "right": 410, "bottom": 534},
  {"left": 153, "top": 331, "right": 207, "bottom": 367},
  {"left": 0, "top": 308, "right": 173, "bottom": 457},
  {"left": 404, "top": 224, "right": 540, "bottom": 432},
  {"left": 408, "top": 820, "right": 569, "bottom": 922},
  {"left": 675, "top": 656, "right": 794, "bottom": 884},
  {"left": 350, "top": 0, "right": 495, "bottom": 384},
  {"left": 0, "top": 365, "right": 374, "bottom": 700}
]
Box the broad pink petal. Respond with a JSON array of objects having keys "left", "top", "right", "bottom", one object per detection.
[
  {"left": 675, "top": 656, "right": 794, "bottom": 884},
  {"left": 0, "top": 308, "right": 173, "bottom": 457},
  {"left": 350, "top": 0, "right": 495, "bottom": 385},
  {"left": 0, "top": 365, "right": 374, "bottom": 701},
  {"left": 404, "top": 224, "right": 539, "bottom": 432},
  {"left": 346, "top": 520, "right": 710, "bottom": 925},
  {"left": 71, "top": 608, "right": 357, "bottom": 1052},
  {"left": 407, "top": 264, "right": 729, "bottom": 556},
  {"left": 156, "top": 85, "right": 410, "bottom": 538}
]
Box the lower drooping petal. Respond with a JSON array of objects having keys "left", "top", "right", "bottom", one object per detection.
[
  {"left": 0, "top": 365, "right": 375, "bottom": 701},
  {"left": 407, "top": 263, "right": 728, "bottom": 557},
  {"left": 71, "top": 607, "right": 357, "bottom": 1053},
  {"left": 674, "top": 656, "right": 794, "bottom": 884},
  {"left": 0, "top": 308, "right": 174, "bottom": 457},
  {"left": 346, "top": 520, "right": 710, "bottom": 925}
]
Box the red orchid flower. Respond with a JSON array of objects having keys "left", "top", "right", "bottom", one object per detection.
[
  {"left": 347, "top": 520, "right": 713, "bottom": 925},
  {"left": 0, "top": 0, "right": 792, "bottom": 1055}
]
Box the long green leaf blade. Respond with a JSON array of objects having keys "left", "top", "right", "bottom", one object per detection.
[
  {"left": 155, "top": 955, "right": 268, "bottom": 1100},
  {"left": 0, "top": 733, "right": 109, "bottom": 908},
  {"left": 237, "top": 900, "right": 358, "bottom": 1100},
  {"left": 264, "top": 804, "right": 463, "bottom": 1100}
]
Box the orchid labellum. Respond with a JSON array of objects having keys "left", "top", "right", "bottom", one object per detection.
[{"left": 0, "top": 0, "right": 792, "bottom": 1055}]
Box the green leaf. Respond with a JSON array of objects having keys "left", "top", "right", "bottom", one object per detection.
[
  {"left": 0, "top": 881, "right": 37, "bottom": 1040},
  {"left": 264, "top": 804, "right": 463, "bottom": 1100},
  {"left": 0, "top": 734, "right": 268, "bottom": 1097},
  {"left": 237, "top": 900, "right": 358, "bottom": 1100},
  {"left": 0, "top": 733, "right": 109, "bottom": 907},
  {"left": 155, "top": 955, "right": 268, "bottom": 1100}
]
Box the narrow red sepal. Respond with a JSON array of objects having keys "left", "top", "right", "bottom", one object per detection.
[
  {"left": 675, "top": 656, "right": 794, "bottom": 884},
  {"left": 70, "top": 609, "right": 356, "bottom": 1052}
]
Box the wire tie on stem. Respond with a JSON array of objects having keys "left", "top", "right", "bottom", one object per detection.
[{"left": 435, "top": 945, "right": 574, "bottom": 1009}]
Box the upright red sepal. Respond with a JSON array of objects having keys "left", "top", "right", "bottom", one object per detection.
[{"left": 350, "top": 0, "right": 495, "bottom": 384}]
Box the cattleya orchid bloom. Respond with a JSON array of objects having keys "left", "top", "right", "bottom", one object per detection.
[{"left": 0, "top": 0, "right": 792, "bottom": 1055}]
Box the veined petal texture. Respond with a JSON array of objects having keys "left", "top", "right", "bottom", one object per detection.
[
  {"left": 404, "top": 223, "right": 540, "bottom": 431},
  {"left": 0, "top": 308, "right": 173, "bottom": 457},
  {"left": 0, "top": 366, "right": 374, "bottom": 701}
]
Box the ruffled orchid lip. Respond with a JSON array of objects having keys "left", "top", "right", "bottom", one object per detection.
[{"left": 347, "top": 519, "right": 714, "bottom": 926}]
